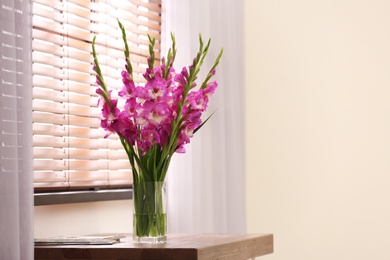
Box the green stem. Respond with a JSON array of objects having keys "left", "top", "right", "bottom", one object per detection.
[{"left": 133, "top": 180, "right": 166, "bottom": 238}]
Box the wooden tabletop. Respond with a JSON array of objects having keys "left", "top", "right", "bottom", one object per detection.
[{"left": 35, "top": 233, "right": 273, "bottom": 260}]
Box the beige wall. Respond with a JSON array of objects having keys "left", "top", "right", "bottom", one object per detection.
[
  {"left": 245, "top": 0, "right": 390, "bottom": 259},
  {"left": 34, "top": 200, "right": 132, "bottom": 237}
]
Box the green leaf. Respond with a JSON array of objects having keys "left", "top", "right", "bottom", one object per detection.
[{"left": 194, "top": 111, "right": 216, "bottom": 134}]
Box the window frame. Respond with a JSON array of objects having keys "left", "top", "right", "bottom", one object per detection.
[
  {"left": 34, "top": 188, "right": 132, "bottom": 205},
  {"left": 32, "top": 0, "right": 162, "bottom": 204}
]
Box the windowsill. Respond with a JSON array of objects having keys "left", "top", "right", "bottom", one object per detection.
[{"left": 34, "top": 189, "right": 132, "bottom": 206}]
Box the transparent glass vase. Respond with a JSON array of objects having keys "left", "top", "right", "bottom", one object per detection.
[{"left": 132, "top": 181, "right": 167, "bottom": 244}]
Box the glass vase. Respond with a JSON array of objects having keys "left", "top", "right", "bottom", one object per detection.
[{"left": 132, "top": 181, "right": 167, "bottom": 244}]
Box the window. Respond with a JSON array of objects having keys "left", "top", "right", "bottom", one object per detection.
[{"left": 32, "top": 0, "right": 162, "bottom": 192}]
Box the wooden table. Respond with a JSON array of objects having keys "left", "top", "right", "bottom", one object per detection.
[{"left": 35, "top": 233, "right": 273, "bottom": 260}]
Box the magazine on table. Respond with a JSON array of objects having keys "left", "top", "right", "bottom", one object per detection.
[{"left": 34, "top": 233, "right": 126, "bottom": 245}]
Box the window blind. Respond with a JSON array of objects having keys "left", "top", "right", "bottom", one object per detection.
[{"left": 32, "top": 0, "right": 162, "bottom": 191}]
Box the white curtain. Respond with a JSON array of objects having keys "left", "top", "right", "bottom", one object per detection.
[
  {"left": 0, "top": 0, "right": 33, "bottom": 259},
  {"left": 162, "top": 0, "right": 246, "bottom": 233}
]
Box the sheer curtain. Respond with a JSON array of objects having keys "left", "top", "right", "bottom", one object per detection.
[
  {"left": 162, "top": 0, "right": 246, "bottom": 233},
  {"left": 0, "top": 0, "right": 33, "bottom": 259}
]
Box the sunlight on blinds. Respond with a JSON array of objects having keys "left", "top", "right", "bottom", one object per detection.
[{"left": 32, "top": 0, "right": 161, "bottom": 190}]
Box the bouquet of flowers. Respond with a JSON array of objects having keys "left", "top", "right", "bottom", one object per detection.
[{"left": 92, "top": 20, "right": 223, "bottom": 243}]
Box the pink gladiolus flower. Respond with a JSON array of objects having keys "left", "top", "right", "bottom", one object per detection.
[
  {"left": 175, "top": 121, "right": 198, "bottom": 153},
  {"left": 96, "top": 89, "right": 105, "bottom": 107},
  {"left": 100, "top": 101, "right": 120, "bottom": 137},
  {"left": 96, "top": 89, "right": 114, "bottom": 107},
  {"left": 133, "top": 86, "right": 149, "bottom": 105},
  {"left": 143, "top": 67, "right": 155, "bottom": 81},
  {"left": 138, "top": 129, "right": 160, "bottom": 154},
  {"left": 171, "top": 85, "right": 184, "bottom": 103},
  {"left": 145, "top": 78, "right": 167, "bottom": 101},
  {"left": 92, "top": 28, "right": 222, "bottom": 163},
  {"left": 135, "top": 113, "right": 150, "bottom": 128},
  {"left": 174, "top": 67, "right": 188, "bottom": 86},
  {"left": 203, "top": 81, "right": 218, "bottom": 98},
  {"left": 175, "top": 144, "right": 186, "bottom": 153},
  {"left": 187, "top": 90, "right": 208, "bottom": 111},
  {"left": 141, "top": 101, "right": 169, "bottom": 126},
  {"left": 95, "top": 60, "right": 218, "bottom": 156},
  {"left": 119, "top": 71, "right": 136, "bottom": 98},
  {"left": 184, "top": 110, "right": 202, "bottom": 125},
  {"left": 157, "top": 123, "right": 171, "bottom": 147},
  {"left": 124, "top": 98, "right": 138, "bottom": 117},
  {"left": 116, "top": 112, "right": 137, "bottom": 145}
]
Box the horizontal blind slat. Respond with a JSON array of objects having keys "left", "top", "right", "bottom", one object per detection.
[
  {"left": 34, "top": 160, "right": 68, "bottom": 171},
  {"left": 33, "top": 87, "right": 97, "bottom": 107},
  {"left": 33, "top": 100, "right": 100, "bottom": 118},
  {"left": 33, "top": 124, "right": 106, "bottom": 138},
  {"left": 33, "top": 76, "right": 96, "bottom": 96},
  {"left": 33, "top": 148, "right": 129, "bottom": 164},
  {"left": 32, "top": 63, "right": 94, "bottom": 84},
  {"left": 33, "top": 112, "right": 100, "bottom": 128}
]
